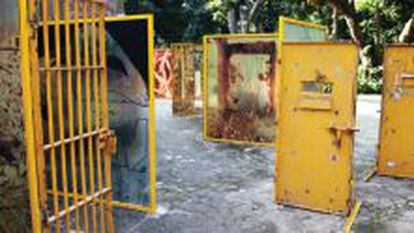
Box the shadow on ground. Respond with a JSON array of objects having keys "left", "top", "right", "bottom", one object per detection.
[{"left": 122, "top": 95, "right": 414, "bottom": 233}]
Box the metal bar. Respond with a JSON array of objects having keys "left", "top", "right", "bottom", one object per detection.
[
  {"left": 48, "top": 188, "right": 112, "bottom": 224},
  {"left": 0, "top": 46, "right": 19, "bottom": 51},
  {"left": 344, "top": 201, "right": 362, "bottom": 233},
  {"left": 46, "top": 191, "right": 152, "bottom": 213},
  {"left": 99, "top": 5, "right": 115, "bottom": 232},
  {"left": 279, "top": 16, "right": 327, "bottom": 30},
  {"left": 202, "top": 36, "right": 209, "bottom": 141},
  {"left": 64, "top": 0, "right": 81, "bottom": 231},
  {"left": 91, "top": 3, "right": 106, "bottom": 232},
  {"left": 38, "top": 18, "right": 100, "bottom": 28},
  {"left": 43, "top": 129, "right": 107, "bottom": 151},
  {"left": 203, "top": 33, "right": 278, "bottom": 40},
  {"left": 74, "top": 0, "right": 91, "bottom": 232},
  {"left": 39, "top": 13, "right": 156, "bottom": 28},
  {"left": 42, "top": 0, "right": 61, "bottom": 231},
  {"left": 363, "top": 168, "right": 377, "bottom": 182},
  {"left": 147, "top": 15, "right": 158, "bottom": 214},
  {"left": 53, "top": 0, "right": 71, "bottom": 231},
  {"left": 204, "top": 136, "right": 275, "bottom": 148},
  {"left": 19, "top": 0, "right": 42, "bottom": 231},
  {"left": 83, "top": 2, "right": 99, "bottom": 232},
  {"left": 39, "top": 65, "right": 104, "bottom": 72},
  {"left": 29, "top": 1, "right": 48, "bottom": 232},
  {"left": 112, "top": 201, "right": 152, "bottom": 213}
]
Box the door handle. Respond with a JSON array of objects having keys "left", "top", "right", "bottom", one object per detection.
[
  {"left": 328, "top": 125, "right": 360, "bottom": 133},
  {"left": 401, "top": 73, "right": 414, "bottom": 79},
  {"left": 327, "top": 124, "right": 359, "bottom": 148}
]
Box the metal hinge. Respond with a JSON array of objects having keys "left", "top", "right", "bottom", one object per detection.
[{"left": 41, "top": 209, "right": 50, "bottom": 227}]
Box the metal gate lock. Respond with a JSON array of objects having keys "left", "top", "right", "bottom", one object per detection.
[
  {"left": 41, "top": 209, "right": 51, "bottom": 227},
  {"left": 98, "top": 131, "right": 117, "bottom": 153},
  {"left": 328, "top": 124, "right": 359, "bottom": 148}
]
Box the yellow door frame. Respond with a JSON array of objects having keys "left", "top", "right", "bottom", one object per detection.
[
  {"left": 105, "top": 14, "right": 158, "bottom": 214},
  {"left": 19, "top": 0, "right": 42, "bottom": 231}
]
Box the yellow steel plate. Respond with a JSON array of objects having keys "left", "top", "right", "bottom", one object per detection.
[
  {"left": 275, "top": 42, "right": 358, "bottom": 215},
  {"left": 377, "top": 45, "right": 414, "bottom": 178}
]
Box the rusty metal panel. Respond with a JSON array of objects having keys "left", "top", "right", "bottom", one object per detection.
[
  {"left": 203, "top": 34, "right": 277, "bottom": 146},
  {"left": 171, "top": 43, "right": 201, "bottom": 116},
  {"left": 275, "top": 43, "right": 358, "bottom": 215},
  {"left": 377, "top": 45, "right": 414, "bottom": 178}
]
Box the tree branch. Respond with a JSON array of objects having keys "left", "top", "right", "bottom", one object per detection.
[
  {"left": 399, "top": 18, "right": 414, "bottom": 43},
  {"left": 328, "top": 0, "right": 364, "bottom": 46},
  {"left": 246, "top": 0, "right": 264, "bottom": 31}
]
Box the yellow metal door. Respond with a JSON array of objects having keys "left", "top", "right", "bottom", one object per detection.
[
  {"left": 103, "top": 15, "right": 157, "bottom": 215},
  {"left": 20, "top": 0, "right": 115, "bottom": 232},
  {"left": 377, "top": 45, "right": 414, "bottom": 178},
  {"left": 275, "top": 43, "right": 358, "bottom": 215}
]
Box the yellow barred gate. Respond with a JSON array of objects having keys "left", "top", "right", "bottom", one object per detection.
[{"left": 20, "top": 0, "right": 116, "bottom": 232}]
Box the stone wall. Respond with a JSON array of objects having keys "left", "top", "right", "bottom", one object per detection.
[{"left": 0, "top": 0, "right": 31, "bottom": 232}]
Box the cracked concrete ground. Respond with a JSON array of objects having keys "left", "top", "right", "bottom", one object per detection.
[{"left": 122, "top": 95, "right": 414, "bottom": 233}]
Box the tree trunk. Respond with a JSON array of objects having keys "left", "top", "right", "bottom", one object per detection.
[
  {"left": 246, "top": 0, "right": 264, "bottom": 32},
  {"left": 328, "top": 0, "right": 371, "bottom": 69},
  {"left": 227, "top": 8, "right": 237, "bottom": 33},
  {"left": 399, "top": 18, "right": 414, "bottom": 43},
  {"left": 239, "top": 5, "right": 249, "bottom": 33},
  {"left": 329, "top": 6, "right": 338, "bottom": 40},
  {"left": 227, "top": 0, "right": 264, "bottom": 33}
]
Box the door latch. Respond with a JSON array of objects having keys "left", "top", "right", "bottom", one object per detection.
[
  {"left": 391, "top": 73, "right": 414, "bottom": 99},
  {"left": 98, "top": 130, "right": 117, "bottom": 153},
  {"left": 328, "top": 124, "right": 359, "bottom": 148}
]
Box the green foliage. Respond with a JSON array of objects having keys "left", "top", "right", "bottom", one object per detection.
[
  {"left": 123, "top": 0, "right": 414, "bottom": 94},
  {"left": 124, "top": 0, "right": 218, "bottom": 43},
  {"left": 354, "top": 0, "right": 414, "bottom": 93},
  {"left": 357, "top": 65, "right": 382, "bottom": 94}
]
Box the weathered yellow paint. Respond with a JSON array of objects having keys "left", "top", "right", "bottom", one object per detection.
[
  {"left": 147, "top": 14, "right": 158, "bottom": 214},
  {"left": 276, "top": 17, "right": 327, "bottom": 113},
  {"left": 276, "top": 42, "right": 358, "bottom": 215},
  {"left": 377, "top": 45, "right": 414, "bottom": 179},
  {"left": 19, "top": 0, "right": 43, "bottom": 231}
]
